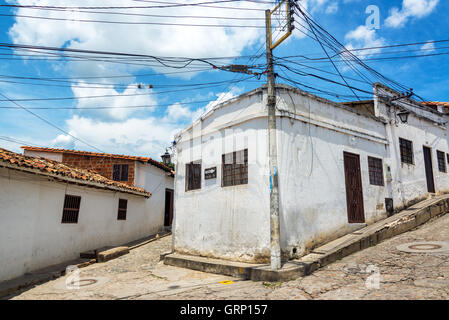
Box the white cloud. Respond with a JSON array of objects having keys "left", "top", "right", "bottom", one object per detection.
[
  {"left": 52, "top": 134, "right": 76, "bottom": 149},
  {"left": 344, "top": 25, "right": 386, "bottom": 58},
  {"left": 7, "top": 0, "right": 269, "bottom": 79},
  {"left": 421, "top": 41, "right": 436, "bottom": 52},
  {"left": 71, "top": 82, "right": 156, "bottom": 120},
  {"left": 325, "top": 2, "right": 339, "bottom": 14},
  {"left": 385, "top": 0, "right": 439, "bottom": 28},
  {"left": 53, "top": 88, "right": 243, "bottom": 158}
]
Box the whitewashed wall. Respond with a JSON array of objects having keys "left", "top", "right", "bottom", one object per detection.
[
  {"left": 134, "top": 162, "right": 174, "bottom": 230},
  {"left": 173, "top": 91, "right": 272, "bottom": 263},
  {"left": 374, "top": 84, "right": 449, "bottom": 210},
  {"left": 173, "top": 85, "right": 449, "bottom": 262},
  {"left": 0, "top": 168, "right": 149, "bottom": 282}
]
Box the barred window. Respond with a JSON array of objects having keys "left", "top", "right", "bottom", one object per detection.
[
  {"left": 113, "top": 164, "right": 129, "bottom": 182},
  {"left": 222, "top": 149, "right": 248, "bottom": 187},
  {"left": 437, "top": 150, "right": 446, "bottom": 173},
  {"left": 61, "top": 195, "right": 81, "bottom": 224},
  {"left": 117, "top": 199, "right": 128, "bottom": 220},
  {"left": 186, "top": 161, "right": 201, "bottom": 191},
  {"left": 368, "top": 156, "right": 384, "bottom": 186},
  {"left": 399, "top": 138, "right": 414, "bottom": 164}
]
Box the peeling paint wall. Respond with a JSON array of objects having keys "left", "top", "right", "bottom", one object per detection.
[
  {"left": 173, "top": 85, "right": 449, "bottom": 263},
  {"left": 0, "top": 168, "right": 149, "bottom": 282}
]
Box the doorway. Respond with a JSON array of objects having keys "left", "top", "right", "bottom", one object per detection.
[
  {"left": 164, "top": 188, "right": 174, "bottom": 227},
  {"left": 343, "top": 152, "right": 365, "bottom": 223},
  {"left": 423, "top": 146, "right": 435, "bottom": 193}
]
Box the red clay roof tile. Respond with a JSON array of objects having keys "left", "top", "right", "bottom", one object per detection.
[{"left": 0, "top": 147, "right": 151, "bottom": 197}]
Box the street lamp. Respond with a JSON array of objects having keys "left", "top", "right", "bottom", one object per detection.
[
  {"left": 161, "top": 149, "right": 171, "bottom": 165},
  {"left": 397, "top": 110, "right": 410, "bottom": 124}
]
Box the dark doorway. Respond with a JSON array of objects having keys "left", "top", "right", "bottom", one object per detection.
[
  {"left": 423, "top": 146, "right": 435, "bottom": 193},
  {"left": 343, "top": 152, "right": 365, "bottom": 223},
  {"left": 164, "top": 189, "right": 174, "bottom": 226}
]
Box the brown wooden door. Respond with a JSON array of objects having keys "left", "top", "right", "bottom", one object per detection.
[
  {"left": 164, "top": 189, "right": 174, "bottom": 226},
  {"left": 423, "top": 146, "right": 435, "bottom": 193},
  {"left": 343, "top": 152, "right": 365, "bottom": 223}
]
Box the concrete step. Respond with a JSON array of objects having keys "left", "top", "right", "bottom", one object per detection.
[
  {"left": 165, "top": 193, "right": 449, "bottom": 281},
  {"left": 164, "top": 253, "right": 305, "bottom": 282}
]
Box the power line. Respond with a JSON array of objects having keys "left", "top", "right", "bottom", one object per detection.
[{"left": 0, "top": 90, "right": 105, "bottom": 152}]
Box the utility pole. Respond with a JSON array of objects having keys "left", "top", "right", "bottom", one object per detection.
[
  {"left": 265, "top": 8, "right": 281, "bottom": 270},
  {"left": 265, "top": 0, "right": 295, "bottom": 270}
]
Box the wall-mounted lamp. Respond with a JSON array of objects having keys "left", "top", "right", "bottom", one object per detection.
[
  {"left": 397, "top": 110, "right": 410, "bottom": 123},
  {"left": 161, "top": 149, "right": 171, "bottom": 165}
]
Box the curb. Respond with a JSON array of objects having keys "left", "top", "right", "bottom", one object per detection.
[
  {"left": 297, "top": 195, "right": 449, "bottom": 275},
  {"left": 164, "top": 195, "right": 449, "bottom": 282}
]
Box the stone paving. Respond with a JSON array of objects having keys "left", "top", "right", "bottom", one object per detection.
[{"left": 8, "top": 214, "right": 449, "bottom": 300}]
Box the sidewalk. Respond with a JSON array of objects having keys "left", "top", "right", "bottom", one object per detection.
[
  {"left": 0, "top": 230, "right": 171, "bottom": 298},
  {"left": 164, "top": 194, "right": 449, "bottom": 281}
]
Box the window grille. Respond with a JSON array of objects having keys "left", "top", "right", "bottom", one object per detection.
[
  {"left": 222, "top": 149, "right": 248, "bottom": 187},
  {"left": 399, "top": 138, "right": 413, "bottom": 164},
  {"left": 61, "top": 195, "right": 81, "bottom": 223},
  {"left": 368, "top": 156, "right": 384, "bottom": 186},
  {"left": 117, "top": 199, "right": 128, "bottom": 220}
]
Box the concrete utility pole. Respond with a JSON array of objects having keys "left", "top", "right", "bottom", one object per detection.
[{"left": 265, "top": 9, "right": 281, "bottom": 270}]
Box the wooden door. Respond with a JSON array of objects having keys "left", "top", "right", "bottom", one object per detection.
[
  {"left": 423, "top": 146, "right": 435, "bottom": 193},
  {"left": 343, "top": 152, "right": 365, "bottom": 223},
  {"left": 164, "top": 189, "right": 174, "bottom": 226}
]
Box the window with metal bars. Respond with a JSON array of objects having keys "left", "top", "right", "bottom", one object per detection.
[
  {"left": 437, "top": 150, "right": 446, "bottom": 172},
  {"left": 112, "top": 164, "right": 129, "bottom": 182},
  {"left": 186, "top": 161, "right": 201, "bottom": 191},
  {"left": 399, "top": 138, "right": 414, "bottom": 164},
  {"left": 222, "top": 149, "right": 248, "bottom": 187},
  {"left": 368, "top": 156, "right": 384, "bottom": 186},
  {"left": 117, "top": 199, "right": 128, "bottom": 220},
  {"left": 61, "top": 195, "right": 81, "bottom": 224}
]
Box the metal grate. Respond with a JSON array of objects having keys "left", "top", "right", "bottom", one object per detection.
[
  {"left": 112, "top": 164, "right": 129, "bottom": 182},
  {"left": 222, "top": 149, "right": 248, "bottom": 187},
  {"left": 186, "top": 161, "right": 201, "bottom": 191},
  {"left": 437, "top": 150, "right": 446, "bottom": 172},
  {"left": 399, "top": 138, "right": 414, "bottom": 164},
  {"left": 368, "top": 156, "right": 384, "bottom": 186},
  {"left": 117, "top": 199, "right": 128, "bottom": 220},
  {"left": 61, "top": 195, "right": 81, "bottom": 223}
]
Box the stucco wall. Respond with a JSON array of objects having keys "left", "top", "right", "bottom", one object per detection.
[
  {"left": 0, "top": 168, "right": 150, "bottom": 282},
  {"left": 173, "top": 92, "right": 272, "bottom": 263},
  {"left": 134, "top": 162, "right": 174, "bottom": 231},
  {"left": 173, "top": 85, "right": 449, "bottom": 263},
  {"left": 275, "top": 88, "right": 391, "bottom": 258}
]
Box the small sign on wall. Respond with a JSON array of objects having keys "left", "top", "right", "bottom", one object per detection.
[{"left": 205, "top": 167, "right": 217, "bottom": 179}]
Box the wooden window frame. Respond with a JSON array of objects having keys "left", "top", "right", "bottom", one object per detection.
[
  {"left": 399, "top": 138, "right": 414, "bottom": 165},
  {"left": 185, "top": 161, "right": 202, "bottom": 191},
  {"left": 61, "top": 195, "right": 81, "bottom": 224},
  {"left": 113, "top": 164, "right": 129, "bottom": 182},
  {"left": 222, "top": 149, "right": 248, "bottom": 187},
  {"left": 117, "top": 199, "right": 128, "bottom": 220},
  {"left": 368, "top": 156, "right": 384, "bottom": 186},
  {"left": 437, "top": 150, "right": 446, "bottom": 173}
]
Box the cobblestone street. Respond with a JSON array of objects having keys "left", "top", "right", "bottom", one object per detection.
[{"left": 8, "top": 214, "right": 449, "bottom": 300}]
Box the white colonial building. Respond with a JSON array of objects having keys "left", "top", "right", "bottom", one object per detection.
[
  {"left": 0, "top": 147, "right": 173, "bottom": 282},
  {"left": 172, "top": 83, "right": 449, "bottom": 263}
]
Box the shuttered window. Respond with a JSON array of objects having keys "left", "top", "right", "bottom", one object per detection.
[
  {"left": 117, "top": 199, "right": 128, "bottom": 220},
  {"left": 222, "top": 149, "right": 248, "bottom": 187},
  {"left": 368, "top": 156, "right": 384, "bottom": 186},
  {"left": 186, "top": 161, "right": 201, "bottom": 191},
  {"left": 399, "top": 138, "right": 414, "bottom": 164},
  {"left": 61, "top": 195, "right": 81, "bottom": 224},
  {"left": 113, "top": 164, "right": 129, "bottom": 182},
  {"left": 437, "top": 150, "right": 446, "bottom": 172}
]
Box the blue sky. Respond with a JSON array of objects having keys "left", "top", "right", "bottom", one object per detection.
[{"left": 0, "top": 0, "right": 448, "bottom": 159}]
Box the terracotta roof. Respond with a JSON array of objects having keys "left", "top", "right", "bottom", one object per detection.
[
  {"left": 0, "top": 147, "right": 151, "bottom": 197},
  {"left": 421, "top": 101, "right": 449, "bottom": 107},
  {"left": 21, "top": 146, "right": 174, "bottom": 175}
]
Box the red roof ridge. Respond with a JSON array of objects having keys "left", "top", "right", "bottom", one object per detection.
[
  {"left": 21, "top": 146, "right": 174, "bottom": 174},
  {"left": 0, "top": 147, "right": 151, "bottom": 197}
]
